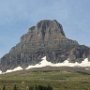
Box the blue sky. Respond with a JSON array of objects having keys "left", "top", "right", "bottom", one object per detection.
[{"left": 0, "top": 0, "right": 90, "bottom": 58}]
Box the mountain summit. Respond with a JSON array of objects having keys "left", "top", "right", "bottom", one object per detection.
[{"left": 0, "top": 20, "right": 90, "bottom": 71}]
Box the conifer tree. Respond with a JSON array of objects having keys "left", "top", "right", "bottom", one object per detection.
[
  {"left": 13, "top": 84, "right": 17, "bottom": 90},
  {"left": 2, "top": 85, "right": 6, "bottom": 90},
  {"left": 47, "top": 85, "right": 53, "bottom": 90}
]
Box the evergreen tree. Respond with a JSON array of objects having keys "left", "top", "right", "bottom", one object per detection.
[
  {"left": 28, "top": 85, "right": 53, "bottom": 90},
  {"left": 13, "top": 84, "right": 17, "bottom": 90},
  {"left": 47, "top": 85, "right": 53, "bottom": 90},
  {"left": 28, "top": 86, "right": 33, "bottom": 90},
  {"left": 2, "top": 85, "right": 6, "bottom": 90}
]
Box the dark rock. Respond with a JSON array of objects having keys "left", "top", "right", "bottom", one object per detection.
[{"left": 0, "top": 20, "right": 90, "bottom": 71}]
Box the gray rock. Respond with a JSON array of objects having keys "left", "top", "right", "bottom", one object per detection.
[{"left": 0, "top": 20, "right": 90, "bottom": 71}]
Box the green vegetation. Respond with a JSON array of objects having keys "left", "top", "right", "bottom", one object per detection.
[
  {"left": 2, "top": 85, "right": 6, "bottom": 90},
  {"left": 0, "top": 68, "right": 90, "bottom": 90},
  {"left": 13, "top": 85, "right": 18, "bottom": 90},
  {"left": 28, "top": 85, "right": 53, "bottom": 90}
]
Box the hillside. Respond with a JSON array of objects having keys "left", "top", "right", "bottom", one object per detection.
[{"left": 0, "top": 67, "right": 90, "bottom": 90}]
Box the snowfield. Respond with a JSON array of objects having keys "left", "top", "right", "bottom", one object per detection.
[
  {"left": 0, "top": 56, "right": 90, "bottom": 74},
  {"left": 1, "top": 66, "right": 23, "bottom": 74},
  {"left": 26, "top": 56, "right": 90, "bottom": 69}
]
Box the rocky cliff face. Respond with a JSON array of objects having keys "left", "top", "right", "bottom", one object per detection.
[{"left": 0, "top": 20, "right": 90, "bottom": 71}]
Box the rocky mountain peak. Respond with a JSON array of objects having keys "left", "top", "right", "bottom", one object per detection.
[
  {"left": 36, "top": 20, "right": 65, "bottom": 36},
  {"left": 21, "top": 20, "right": 65, "bottom": 45},
  {"left": 0, "top": 20, "right": 90, "bottom": 72}
]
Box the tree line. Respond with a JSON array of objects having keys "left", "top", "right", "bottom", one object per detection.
[{"left": 2, "top": 84, "right": 53, "bottom": 90}]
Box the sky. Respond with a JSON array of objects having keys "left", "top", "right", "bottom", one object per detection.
[{"left": 0, "top": 0, "right": 90, "bottom": 58}]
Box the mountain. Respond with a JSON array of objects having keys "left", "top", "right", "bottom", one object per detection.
[{"left": 0, "top": 20, "right": 90, "bottom": 72}]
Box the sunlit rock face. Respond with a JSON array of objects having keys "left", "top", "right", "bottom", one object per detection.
[{"left": 0, "top": 20, "right": 90, "bottom": 72}]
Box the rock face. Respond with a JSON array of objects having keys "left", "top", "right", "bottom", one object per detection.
[{"left": 0, "top": 20, "right": 90, "bottom": 71}]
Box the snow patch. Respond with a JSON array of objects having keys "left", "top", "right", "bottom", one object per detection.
[
  {"left": 26, "top": 56, "right": 90, "bottom": 70},
  {"left": 0, "top": 70, "right": 2, "bottom": 74},
  {"left": 26, "top": 56, "right": 54, "bottom": 70},
  {"left": 1, "top": 66, "right": 23, "bottom": 74},
  {"left": 0, "top": 56, "right": 90, "bottom": 74}
]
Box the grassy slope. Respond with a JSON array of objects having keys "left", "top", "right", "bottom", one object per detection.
[{"left": 0, "top": 67, "right": 90, "bottom": 90}]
